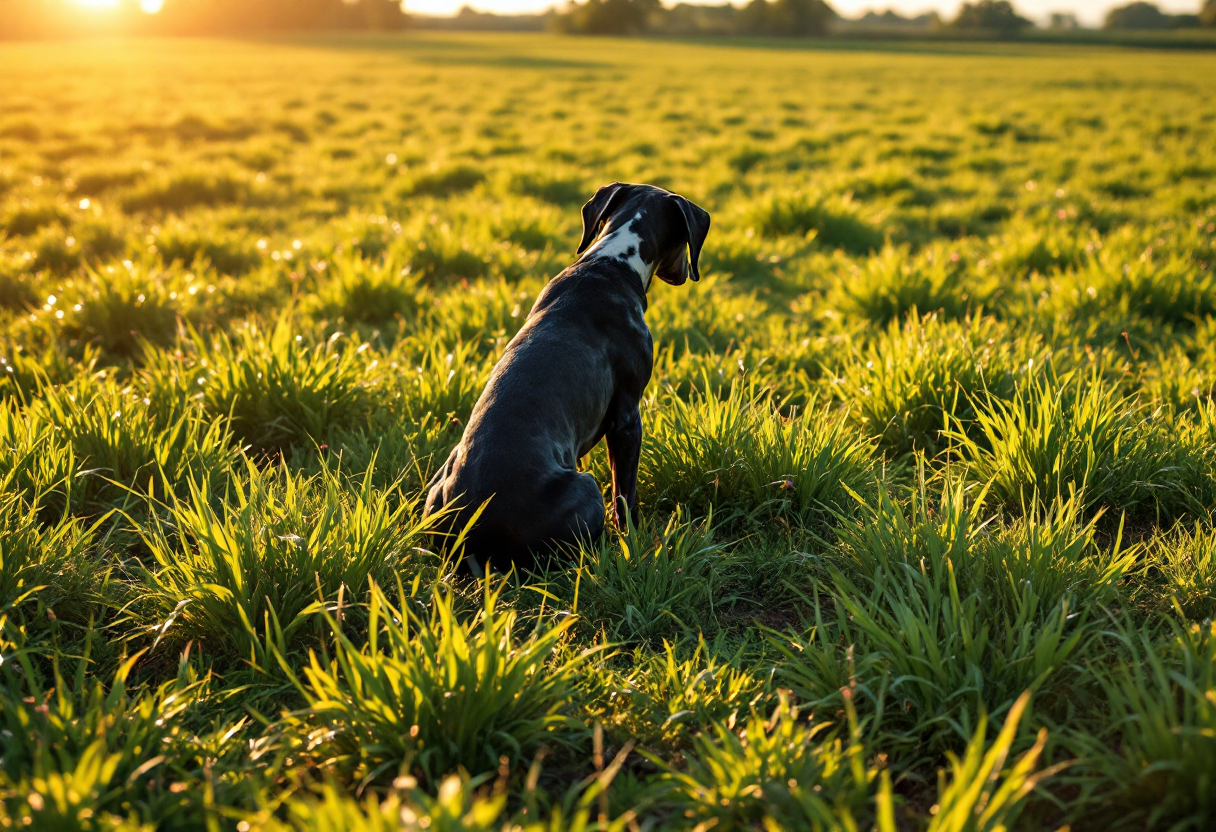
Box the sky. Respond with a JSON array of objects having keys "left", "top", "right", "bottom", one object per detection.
[{"left": 403, "top": 0, "right": 1202, "bottom": 27}]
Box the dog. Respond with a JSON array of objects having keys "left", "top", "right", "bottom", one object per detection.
[{"left": 423, "top": 182, "right": 711, "bottom": 574}]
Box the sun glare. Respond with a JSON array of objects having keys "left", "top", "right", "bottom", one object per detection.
[{"left": 68, "top": 0, "right": 163, "bottom": 10}]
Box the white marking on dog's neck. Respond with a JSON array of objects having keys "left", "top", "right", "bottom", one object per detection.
[{"left": 580, "top": 212, "right": 656, "bottom": 291}]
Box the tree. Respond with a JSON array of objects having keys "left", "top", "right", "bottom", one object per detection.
[
  {"left": 952, "top": 0, "right": 1032, "bottom": 32},
  {"left": 1104, "top": 1, "right": 1172, "bottom": 28},
  {"left": 739, "top": 0, "right": 836, "bottom": 35},
  {"left": 1048, "top": 11, "right": 1080, "bottom": 28},
  {"left": 555, "top": 0, "right": 661, "bottom": 34},
  {"left": 1199, "top": 0, "right": 1216, "bottom": 26}
]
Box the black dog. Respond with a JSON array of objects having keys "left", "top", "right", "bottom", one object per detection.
[{"left": 423, "top": 182, "right": 710, "bottom": 574}]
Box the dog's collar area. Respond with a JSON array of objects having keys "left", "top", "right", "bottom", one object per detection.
[{"left": 578, "top": 216, "right": 657, "bottom": 292}]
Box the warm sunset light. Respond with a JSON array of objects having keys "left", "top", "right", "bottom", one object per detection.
[{"left": 64, "top": 0, "right": 164, "bottom": 14}]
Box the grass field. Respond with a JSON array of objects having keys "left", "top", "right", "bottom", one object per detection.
[{"left": 1, "top": 32, "right": 1215, "bottom": 830}]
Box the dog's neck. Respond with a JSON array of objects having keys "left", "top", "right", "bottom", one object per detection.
[{"left": 579, "top": 213, "right": 657, "bottom": 292}]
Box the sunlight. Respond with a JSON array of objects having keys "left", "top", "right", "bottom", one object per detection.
[{"left": 66, "top": 0, "right": 164, "bottom": 13}]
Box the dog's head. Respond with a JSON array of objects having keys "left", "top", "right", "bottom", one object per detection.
[{"left": 577, "top": 182, "right": 711, "bottom": 288}]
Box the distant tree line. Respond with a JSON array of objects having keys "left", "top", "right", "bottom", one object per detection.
[
  {"left": 552, "top": 0, "right": 1216, "bottom": 36},
  {"left": 2, "top": 0, "right": 1213, "bottom": 40},
  {"left": 0, "top": 0, "right": 408, "bottom": 38},
  {"left": 1104, "top": 0, "right": 1202, "bottom": 27},
  {"left": 552, "top": 0, "right": 835, "bottom": 36}
]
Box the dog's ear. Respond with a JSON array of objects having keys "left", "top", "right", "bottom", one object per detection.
[
  {"left": 672, "top": 195, "right": 711, "bottom": 282},
  {"left": 578, "top": 182, "right": 628, "bottom": 255}
]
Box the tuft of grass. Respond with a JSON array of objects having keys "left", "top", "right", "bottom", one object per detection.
[
  {"left": 2, "top": 199, "right": 68, "bottom": 237},
  {"left": 1140, "top": 524, "right": 1216, "bottom": 621},
  {"left": 1077, "top": 618, "right": 1216, "bottom": 831},
  {"left": 951, "top": 370, "right": 1184, "bottom": 517},
  {"left": 120, "top": 168, "right": 251, "bottom": 214},
  {"left": 153, "top": 222, "right": 261, "bottom": 276},
  {"left": 750, "top": 191, "right": 883, "bottom": 254},
  {"left": 188, "top": 318, "right": 375, "bottom": 452},
  {"left": 573, "top": 513, "right": 720, "bottom": 647},
  {"left": 586, "top": 636, "right": 764, "bottom": 755},
  {"left": 836, "top": 314, "right": 1031, "bottom": 457},
  {"left": 0, "top": 490, "right": 99, "bottom": 616},
  {"left": 405, "top": 227, "right": 488, "bottom": 284},
  {"left": 507, "top": 170, "right": 586, "bottom": 206},
  {"left": 390, "top": 339, "right": 492, "bottom": 431},
  {"left": 33, "top": 379, "right": 236, "bottom": 513},
  {"left": 134, "top": 461, "right": 434, "bottom": 663},
  {"left": 641, "top": 382, "right": 876, "bottom": 529},
  {"left": 1068, "top": 249, "right": 1216, "bottom": 328},
  {"left": 0, "top": 647, "right": 214, "bottom": 830},
  {"left": 655, "top": 692, "right": 884, "bottom": 830},
  {"left": 0, "top": 398, "right": 78, "bottom": 514},
  {"left": 53, "top": 262, "right": 184, "bottom": 358},
  {"left": 279, "top": 778, "right": 506, "bottom": 832},
  {"left": 925, "top": 691, "right": 1057, "bottom": 832},
  {"left": 400, "top": 164, "right": 485, "bottom": 198},
  {"left": 0, "top": 259, "right": 40, "bottom": 310},
  {"left": 832, "top": 244, "right": 972, "bottom": 325},
  {"left": 310, "top": 254, "right": 423, "bottom": 326},
  {"left": 773, "top": 477, "right": 1097, "bottom": 752},
  {"left": 277, "top": 579, "right": 591, "bottom": 788}
]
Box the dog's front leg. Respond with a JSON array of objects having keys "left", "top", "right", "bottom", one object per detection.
[{"left": 606, "top": 407, "right": 642, "bottom": 528}]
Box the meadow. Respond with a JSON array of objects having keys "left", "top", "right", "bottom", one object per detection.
[{"left": 0, "top": 31, "right": 1214, "bottom": 830}]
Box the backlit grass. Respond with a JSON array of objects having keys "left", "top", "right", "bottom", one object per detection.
[{"left": 0, "top": 32, "right": 1213, "bottom": 830}]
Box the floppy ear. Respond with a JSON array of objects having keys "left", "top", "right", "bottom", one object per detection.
[
  {"left": 673, "top": 195, "right": 711, "bottom": 282},
  {"left": 578, "top": 182, "right": 628, "bottom": 255}
]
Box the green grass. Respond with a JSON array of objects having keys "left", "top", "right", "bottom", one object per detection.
[{"left": 0, "top": 31, "right": 1214, "bottom": 830}]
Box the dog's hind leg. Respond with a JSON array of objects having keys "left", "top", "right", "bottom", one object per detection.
[{"left": 533, "top": 470, "right": 606, "bottom": 556}]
